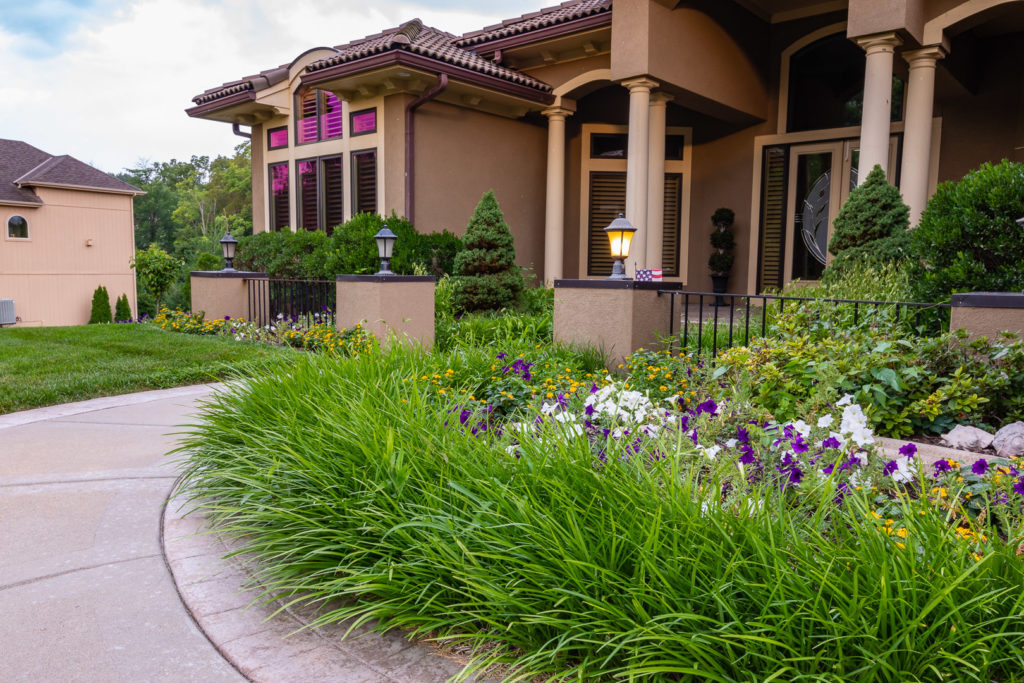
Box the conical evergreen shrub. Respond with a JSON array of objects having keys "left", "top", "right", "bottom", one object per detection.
[
  {"left": 451, "top": 190, "right": 524, "bottom": 313},
  {"left": 88, "top": 285, "right": 112, "bottom": 324},
  {"left": 114, "top": 293, "right": 133, "bottom": 322}
]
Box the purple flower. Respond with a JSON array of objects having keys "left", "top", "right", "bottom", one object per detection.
[
  {"left": 557, "top": 393, "right": 569, "bottom": 409},
  {"left": 1013, "top": 478, "right": 1024, "bottom": 497},
  {"left": 822, "top": 464, "right": 835, "bottom": 475},
  {"left": 822, "top": 436, "right": 842, "bottom": 450},
  {"left": 883, "top": 460, "right": 898, "bottom": 476},
  {"left": 788, "top": 467, "right": 803, "bottom": 484},
  {"left": 602, "top": 428, "right": 611, "bottom": 438},
  {"left": 791, "top": 436, "right": 810, "bottom": 455},
  {"left": 689, "top": 428, "right": 699, "bottom": 446},
  {"left": 224, "top": 315, "right": 231, "bottom": 321},
  {"left": 738, "top": 445, "right": 756, "bottom": 465},
  {"left": 736, "top": 426, "right": 750, "bottom": 443},
  {"left": 899, "top": 443, "right": 917, "bottom": 459},
  {"left": 590, "top": 384, "right": 599, "bottom": 394},
  {"left": 459, "top": 409, "right": 472, "bottom": 426},
  {"left": 584, "top": 403, "right": 595, "bottom": 417},
  {"left": 933, "top": 460, "right": 953, "bottom": 476},
  {"left": 679, "top": 415, "right": 690, "bottom": 430},
  {"left": 971, "top": 458, "right": 988, "bottom": 476},
  {"left": 695, "top": 399, "right": 718, "bottom": 416},
  {"left": 497, "top": 352, "right": 507, "bottom": 360}
]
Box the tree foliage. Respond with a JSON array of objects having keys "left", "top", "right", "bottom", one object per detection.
[
  {"left": 114, "top": 293, "right": 132, "bottom": 322},
  {"left": 452, "top": 190, "right": 524, "bottom": 313},
  {"left": 88, "top": 286, "right": 112, "bottom": 324},
  {"left": 132, "top": 245, "right": 183, "bottom": 312}
]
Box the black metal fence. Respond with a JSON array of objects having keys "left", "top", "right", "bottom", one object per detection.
[
  {"left": 245, "top": 278, "right": 336, "bottom": 327},
  {"left": 658, "top": 290, "right": 952, "bottom": 357}
]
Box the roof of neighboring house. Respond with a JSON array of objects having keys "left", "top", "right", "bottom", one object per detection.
[
  {"left": 456, "top": 0, "right": 612, "bottom": 48},
  {"left": 0, "top": 139, "right": 141, "bottom": 205}
]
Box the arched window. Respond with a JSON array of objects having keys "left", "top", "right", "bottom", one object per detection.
[
  {"left": 7, "top": 215, "right": 28, "bottom": 239},
  {"left": 295, "top": 89, "right": 343, "bottom": 144},
  {"left": 787, "top": 33, "right": 903, "bottom": 133}
]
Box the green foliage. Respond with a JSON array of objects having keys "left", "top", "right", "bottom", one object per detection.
[
  {"left": 824, "top": 230, "right": 912, "bottom": 284},
  {"left": 711, "top": 207, "right": 735, "bottom": 227},
  {"left": 829, "top": 165, "right": 909, "bottom": 254},
  {"left": 708, "top": 207, "right": 736, "bottom": 275},
  {"left": 195, "top": 252, "right": 222, "bottom": 271},
  {"left": 326, "top": 212, "right": 421, "bottom": 275},
  {"left": 452, "top": 190, "right": 524, "bottom": 313},
  {"left": 709, "top": 229, "right": 735, "bottom": 250},
  {"left": 411, "top": 229, "right": 465, "bottom": 276},
  {"left": 88, "top": 286, "right": 112, "bottom": 324},
  {"left": 909, "top": 159, "right": 1024, "bottom": 303},
  {"left": 114, "top": 293, "right": 132, "bottom": 322},
  {"left": 234, "top": 230, "right": 330, "bottom": 279},
  {"left": 131, "top": 244, "right": 184, "bottom": 312},
  {"left": 708, "top": 251, "right": 734, "bottom": 274},
  {"left": 785, "top": 260, "right": 914, "bottom": 302}
]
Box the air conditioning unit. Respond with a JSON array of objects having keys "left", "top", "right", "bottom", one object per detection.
[{"left": 0, "top": 299, "right": 16, "bottom": 326}]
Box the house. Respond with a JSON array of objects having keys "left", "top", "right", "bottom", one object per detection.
[
  {"left": 0, "top": 139, "right": 143, "bottom": 326},
  {"left": 186, "top": 0, "right": 1024, "bottom": 293}
]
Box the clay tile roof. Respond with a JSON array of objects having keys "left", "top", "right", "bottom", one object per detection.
[
  {"left": 456, "top": 0, "right": 611, "bottom": 48},
  {"left": 306, "top": 19, "right": 552, "bottom": 92},
  {"left": 192, "top": 66, "right": 291, "bottom": 105},
  {"left": 0, "top": 139, "right": 141, "bottom": 203}
]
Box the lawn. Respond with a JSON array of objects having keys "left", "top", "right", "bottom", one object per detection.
[{"left": 0, "top": 323, "right": 297, "bottom": 414}]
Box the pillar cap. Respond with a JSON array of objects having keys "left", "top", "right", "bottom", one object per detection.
[
  {"left": 542, "top": 105, "right": 576, "bottom": 118},
  {"left": 855, "top": 32, "right": 902, "bottom": 53},
  {"left": 335, "top": 274, "right": 436, "bottom": 283},
  {"left": 650, "top": 92, "right": 674, "bottom": 105},
  {"left": 553, "top": 278, "right": 681, "bottom": 291},
  {"left": 619, "top": 76, "right": 660, "bottom": 92},
  {"left": 903, "top": 44, "right": 947, "bottom": 65},
  {"left": 190, "top": 270, "right": 267, "bottom": 279}
]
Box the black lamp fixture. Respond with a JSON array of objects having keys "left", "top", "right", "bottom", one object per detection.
[
  {"left": 219, "top": 233, "right": 238, "bottom": 271},
  {"left": 374, "top": 225, "right": 397, "bottom": 275},
  {"left": 604, "top": 213, "right": 637, "bottom": 280}
]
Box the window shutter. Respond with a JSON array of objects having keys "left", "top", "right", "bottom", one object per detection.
[
  {"left": 757, "top": 146, "right": 788, "bottom": 291},
  {"left": 269, "top": 163, "right": 290, "bottom": 231},
  {"left": 353, "top": 150, "right": 377, "bottom": 214},
  {"left": 661, "top": 173, "right": 682, "bottom": 277},
  {"left": 321, "top": 156, "right": 343, "bottom": 235},
  {"left": 297, "top": 160, "right": 319, "bottom": 230},
  {"left": 320, "top": 91, "right": 343, "bottom": 140},
  {"left": 297, "top": 90, "right": 319, "bottom": 144},
  {"left": 587, "top": 172, "right": 626, "bottom": 276}
]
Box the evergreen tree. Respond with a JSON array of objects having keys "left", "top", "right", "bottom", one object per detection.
[
  {"left": 114, "top": 293, "right": 133, "bottom": 322},
  {"left": 88, "top": 286, "right": 112, "bottom": 324},
  {"left": 451, "top": 191, "right": 524, "bottom": 313}
]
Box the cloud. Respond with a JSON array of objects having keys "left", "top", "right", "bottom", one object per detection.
[{"left": 0, "top": 0, "right": 539, "bottom": 174}]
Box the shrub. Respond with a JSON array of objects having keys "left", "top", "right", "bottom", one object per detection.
[
  {"left": 195, "top": 252, "right": 222, "bottom": 271},
  {"left": 708, "top": 207, "right": 736, "bottom": 276},
  {"left": 326, "top": 212, "right": 421, "bottom": 275},
  {"left": 88, "top": 286, "right": 112, "bottom": 324},
  {"left": 452, "top": 190, "right": 524, "bottom": 313},
  {"left": 114, "top": 293, "right": 132, "bottom": 322},
  {"left": 234, "top": 230, "right": 329, "bottom": 279},
  {"left": 132, "top": 244, "right": 183, "bottom": 312},
  {"left": 412, "top": 230, "right": 464, "bottom": 276},
  {"left": 708, "top": 251, "right": 734, "bottom": 274},
  {"left": 909, "top": 159, "right": 1024, "bottom": 303}
]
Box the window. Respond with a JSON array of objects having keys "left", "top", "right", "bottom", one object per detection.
[
  {"left": 267, "top": 126, "right": 288, "bottom": 150},
  {"left": 352, "top": 149, "right": 377, "bottom": 214},
  {"left": 590, "top": 133, "right": 628, "bottom": 159},
  {"left": 296, "top": 89, "right": 343, "bottom": 144},
  {"left": 269, "top": 162, "right": 290, "bottom": 231},
  {"left": 7, "top": 215, "right": 28, "bottom": 239},
  {"left": 350, "top": 108, "right": 377, "bottom": 136},
  {"left": 296, "top": 156, "right": 344, "bottom": 234},
  {"left": 297, "top": 159, "right": 319, "bottom": 231},
  {"left": 321, "top": 156, "right": 343, "bottom": 233}
]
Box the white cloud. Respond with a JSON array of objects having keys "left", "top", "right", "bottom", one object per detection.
[{"left": 0, "top": 0, "right": 538, "bottom": 173}]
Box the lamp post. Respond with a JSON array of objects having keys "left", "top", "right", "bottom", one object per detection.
[
  {"left": 604, "top": 213, "right": 637, "bottom": 280},
  {"left": 374, "top": 225, "right": 397, "bottom": 275},
  {"left": 219, "top": 233, "right": 238, "bottom": 271}
]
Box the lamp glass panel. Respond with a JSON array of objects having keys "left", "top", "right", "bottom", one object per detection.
[
  {"left": 608, "top": 231, "right": 633, "bottom": 259},
  {"left": 222, "top": 240, "right": 236, "bottom": 259}
]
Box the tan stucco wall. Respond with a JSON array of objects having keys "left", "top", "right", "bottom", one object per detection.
[
  {"left": 251, "top": 123, "right": 266, "bottom": 234},
  {"left": 847, "top": 0, "right": 925, "bottom": 41},
  {"left": 384, "top": 93, "right": 412, "bottom": 219},
  {"left": 413, "top": 100, "right": 547, "bottom": 275},
  {"left": 523, "top": 54, "right": 612, "bottom": 93},
  {"left": 336, "top": 278, "right": 434, "bottom": 348},
  {"left": 1, "top": 187, "right": 137, "bottom": 326},
  {"left": 190, "top": 273, "right": 267, "bottom": 322},
  {"left": 951, "top": 305, "right": 1024, "bottom": 341}
]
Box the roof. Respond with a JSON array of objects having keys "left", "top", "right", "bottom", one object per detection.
[
  {"left": 305, "top": 19, "right": 551, "bottom": 92},
  {"left": 0, "top": 139, "right": 141, "bottom": 205},
  {"left": 457, "top": 0, "right": 612, "bottom": 48}
]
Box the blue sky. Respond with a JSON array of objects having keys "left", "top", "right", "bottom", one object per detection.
[{"left": 0, "top": 0, "right": 541, "bottom": 173}]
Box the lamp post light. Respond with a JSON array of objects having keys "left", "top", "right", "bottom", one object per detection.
[
  {"left": 374, "top": 225, "right": 398, "bottom": 275},
  {"left": 219, "top": 232, "right": 238, "bottom": 271},
  {"left": 604, "top": 213, "right": 637, "bottom": 280}
]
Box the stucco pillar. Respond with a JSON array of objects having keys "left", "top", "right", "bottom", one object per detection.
[
  {"left": 543, "top": 105, "right": 574, "bottom": 284},
  {"left": 645, "top": 93, "right": 673, "bottom": 270},
  {"left": 622, "top": 77, "right": 659, "bottom": 275},
  {"left": 855, "top": 33, "right": 902, "bottom": 183},
  {"left": 900, "top": 45, "right": 946, "bottom": 225}
]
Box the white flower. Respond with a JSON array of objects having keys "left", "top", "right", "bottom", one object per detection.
[
  {"left": 541, "top": 402, "right": 559, "bottom": 415},
  {"left": 817, "top": 415, "right": 834, "bottom": 429},
  {"left": 699, "top": 445, "right": 721, "bottom": 460},
  {"left": 505, "top": 444, "right": 520, "bottom": 457},
  {"left": 791, "top": 420, "right": 812, "bottom": 438},
  {"left": 553, "top": 411, "right": 574, "bottom": 423},
  {"left": 836, "top": 394, "right": 854, "bottom": 406},
  {"left": 611, "top": 427, "right": 625, "bottom": 439},
  {"left": 725, "top": 438, "right": 738, "bottom": 449}
]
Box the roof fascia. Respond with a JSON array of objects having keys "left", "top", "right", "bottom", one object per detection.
[
  {"left": 464, "top": 12, "right": 612, "bottom": 55},
  {"left": 21, "top": 181, "right": 146, "bottom": 196},
  {"left": 185, "top": 90, "right": 257, "bottom": 118}
]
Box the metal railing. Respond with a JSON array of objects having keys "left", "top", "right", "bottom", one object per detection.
[
  {"left": 245, "top": 278, "right": 336, "bottom": 327},
  {"left": 658, "top": 290, "right": 951, "bottom": 357}
]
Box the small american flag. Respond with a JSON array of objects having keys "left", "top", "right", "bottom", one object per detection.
[{"left": 635, "top": 269, "right": 663, "bottom": 282}]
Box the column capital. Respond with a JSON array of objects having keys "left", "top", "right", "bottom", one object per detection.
[
  {"left": 649, "top": 92, "right": 674, "bottom": 106},
  {"left": 903, "top": 45, "right": 947, "bottom": 67},
  {"left": 855, "top": 32, "right": 902, "bottom": 54},
  {"left": 620, "top": 76, "right": 660, "bottom": 93},
  {"left": 542, "top": 105, "right": 575, "bottom": 120}
]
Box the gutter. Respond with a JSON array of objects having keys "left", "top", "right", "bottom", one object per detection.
[
  {"left": 405, "top": 73, "right": 448, "bottom": 225},
  {"left": 232, "top": 123, "right": 252, "bottom": 139}
]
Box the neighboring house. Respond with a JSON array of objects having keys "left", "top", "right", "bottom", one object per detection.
[
  {"left": 187, "top": 0, "right": 1024, "bottom": 293},
  {"left": 0, "top": 139, "right": 143, "bottom": 326}
]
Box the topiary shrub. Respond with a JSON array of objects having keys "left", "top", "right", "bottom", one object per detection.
[
  {"left": 708, "top": 208, "right": 735, "bottom": 276},
  {"left": 452, "top": 190, "right": 524, "bottom": 313},
  {"left": 909, "top": 159, "right": 1024, "bottom": 303},
  {"left": 824, "top": 164, "right": 910, "bottom": 283},
  {"left": 114, "top": 293, "right": 132, "bottom": 322},
  {"left": 88, "top": 285, "right": 112, "bottom": 324}
]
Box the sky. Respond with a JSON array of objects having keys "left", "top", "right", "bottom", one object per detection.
[{"left": 0, "top": 0, "right": 543, "bottom": 175}]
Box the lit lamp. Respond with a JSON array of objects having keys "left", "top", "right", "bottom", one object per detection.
[
  {"left": 604, "top": 213, "right": 637, "bottom": 280},
  {"left": 374, "top": 225, "right": 397, "bottom": 275},
  {"left": 219, "top": 233, "right": 238, "bottom": 271}
]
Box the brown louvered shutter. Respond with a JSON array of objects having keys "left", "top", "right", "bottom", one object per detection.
[
  {"left": 661, "top": 173, "right": 682, "bottom": 276},
  {"left": 297, "top": 90, "right": 319, "bottom": 144},
  {"left": 757, "top": 146, "right": 788, "bottom": 291},
  {"left": 269, "top": 162, "right": 289, "bottom": 231},
  {"left": 321, "top": 156, "right": 343, "bottom": 235},
  {"left": 353, "top": 150, "right": 377, "bottom": 214},
  {"left": 587, "top": 172, "right": 626, "bottom": 276},
  {"left": 297, "top": 159, "right": 319, "bottom": 231}
]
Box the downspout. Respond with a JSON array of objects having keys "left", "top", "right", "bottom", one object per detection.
[
  {"left": 232, "top": 123, "right": 252, "bottom": 139},
  {"left": 405, "top": 73, "right": 448, "bottom": 225}
]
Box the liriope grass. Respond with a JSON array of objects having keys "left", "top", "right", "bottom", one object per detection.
[{"left": 177, "top": 349, "right": 1024, "bottom": 681}]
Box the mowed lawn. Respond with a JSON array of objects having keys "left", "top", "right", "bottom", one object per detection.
[{"left": 0, "top": 323, "right": 297, "bottom": 414}]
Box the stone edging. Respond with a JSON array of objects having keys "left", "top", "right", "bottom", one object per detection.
[
  {"left": 876, "top": 436, "right": 988, "bottom": 467},
  {"left": 161, "top": 484, "right": 482, "bottom": 683}
]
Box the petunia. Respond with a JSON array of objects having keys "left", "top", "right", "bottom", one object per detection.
[
  {"left": 899, "top": 443, "right": 917, "bottom": 459},
  {"left": 933, "top": 459, "right": 953, "bottom": 476},
  {"left": 971, "top": 458, "right": 988, "bottom": 476}
]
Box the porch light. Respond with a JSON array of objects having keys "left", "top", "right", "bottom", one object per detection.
[
  {"left": 374, "top": 225, "right": 397, "bottom": 275},
  {"left": 604, "top": 213, "right": 637, "bottom": 280},
  {"left": 219, "top": 233, "right": 238, "bottom": 271}
]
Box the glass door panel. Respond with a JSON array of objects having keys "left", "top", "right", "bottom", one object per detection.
[{"left": 786, "top": 144, "right": 842, "bottom": 283}]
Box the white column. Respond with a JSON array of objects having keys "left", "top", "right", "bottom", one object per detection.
[
  {"left": 900, "top": 45, "right": 946, "bottom": 225},
  {"left": 542, "top": 104, "right": 574, "bottom": 283},
  {"left": 622, "top": 77, "right": 659, "bottom": 275},
  {"left": 856, "top": 32, "right": 902, "bottom": 183},
  {"left": 645, "top": 92, "right": 673, "bottom": 270}
]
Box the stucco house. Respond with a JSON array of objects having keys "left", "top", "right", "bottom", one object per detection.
[
  {"left": 187, "top": 0, "right": 1024, "bottom": 293},
  {"left": 0, "top": 139, "right": 143, "bottom": 326}
]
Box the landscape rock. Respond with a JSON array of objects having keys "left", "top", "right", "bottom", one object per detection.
[
  {"left": 992, "top": 422, "right": 1024, "bottom": 458},
  {"left": 941, "top": 425, "right": 995, "bottom": 451}
]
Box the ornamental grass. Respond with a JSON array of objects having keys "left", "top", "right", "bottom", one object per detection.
[{"left": 177, "top": 347, "right": 1024, "bottom": 682}]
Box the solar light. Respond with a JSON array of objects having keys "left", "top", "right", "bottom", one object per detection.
[
  {"left": 604, "top": 213, "right": 637, "bottom": 280},
  {"left": 219, "top": 233, "right": 238, "bottom": 271},
  {"left": 374, "top": 225, "right": 397, "bottom": 275}
]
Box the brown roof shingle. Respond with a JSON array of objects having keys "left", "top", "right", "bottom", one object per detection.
[
  {"left": 456, "top": 0, "right": 611, "bottom": 48},
  {"left": 0, "top": 139, "right": 141, "bottom": 204}
]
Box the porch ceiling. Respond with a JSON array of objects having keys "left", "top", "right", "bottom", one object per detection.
[{"left": 730, "top": 0, "right": 847, "bottom": 22}]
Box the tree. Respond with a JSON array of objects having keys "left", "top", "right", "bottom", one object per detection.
[
  {"left": 132, "top": 245, "right": 183, "bottom": 313},
  {"left": 451, "top": 190, "right": 524, "bottom": 313},
  {"left": 88, "top": 286, "right": 112, "bottom": 324},
  {"left": 114, "top": 293, "right": 133, "bottom": 322}
]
